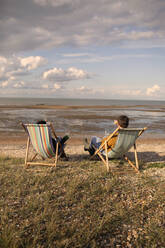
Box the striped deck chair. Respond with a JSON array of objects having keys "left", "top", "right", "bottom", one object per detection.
[
  {"left": 22, "top": 122, "right": 63, "bottom": 167},
  {"left": 91, "top": 127, "right": 147, "bottom": 173}
]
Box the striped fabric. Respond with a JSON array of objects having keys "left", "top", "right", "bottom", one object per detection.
[
  {"left": 24, "top": 124, "right": 56, "bottom": 159},
  {"left": 103, "top": 128, "right": 142, "bottom": 159}
]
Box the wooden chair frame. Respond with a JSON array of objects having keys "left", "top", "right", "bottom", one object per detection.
[
  {"left": 22, "top": 123, "right": 63, "bottom": 168},
  {"left": 91, "top": 127, "right": 147, "bottom": 173}
]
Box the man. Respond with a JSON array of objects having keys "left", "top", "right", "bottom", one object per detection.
[
  {"left": 84, "top": 115, "right": 129, "bottom": 156},
  {"left": 37, "top": 120, "right": 69, "bottom": 160}
]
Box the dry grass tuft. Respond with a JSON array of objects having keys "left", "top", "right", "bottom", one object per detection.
[{"left": 0, "top": 156, "right": 165, "bottom": 247}]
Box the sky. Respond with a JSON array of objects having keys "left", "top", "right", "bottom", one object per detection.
[{"left": 0, "top": 0, "right": 165, "bottom": 100}]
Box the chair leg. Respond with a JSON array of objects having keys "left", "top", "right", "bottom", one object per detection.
[
  {"left": 25, "top": 137, "right": 30, "bottom": 167},
  {"left": 54, "top": 142, "right": 59, "bottom": 167},
  {"left": 134, "top": 143, "right": 139, "bottom": 170},
  {"left": 97, "top": 152, "right": 107, "bottom": 166},
  {"left": 97, "top": 150, "right": 112, "bottom": 173},
  {"left": 31, "top": 153, "right": 38, "bottom": 162},
  {"left": 123, "top": 155, "right": 139, "bottom": 173},
  {"left": 105, "top": 142, "right": 110, "bottom": 172}
]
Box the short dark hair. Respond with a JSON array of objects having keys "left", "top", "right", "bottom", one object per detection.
[
  {"left": 36, "top": 120, "right": 47, "bottom": 124},
  {"left": 117, "top": 115, "right": 129, "bottom": 128}
]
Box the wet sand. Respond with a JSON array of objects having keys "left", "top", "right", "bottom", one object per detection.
[{"left": 1, "top": 104, "right": 165, "bottom": 134}]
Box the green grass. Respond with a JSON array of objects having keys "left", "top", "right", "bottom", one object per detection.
[
  {"left": 147, "top": 162, "right": 165, "bottom": 169},
  {"left": 0, "top": 156, "right": 165, "bottom": 247}
]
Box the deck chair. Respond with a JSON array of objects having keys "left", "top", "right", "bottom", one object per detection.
[
  {"left": 91, "top": 127, "right": 147, "bottom": 173},
  {"left": 22, "top": 122, "right": 63, "bottom": 167}
]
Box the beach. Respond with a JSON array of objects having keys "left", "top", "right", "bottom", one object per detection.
[
  {"left": 1, "top": 100, "right": 165, "bottom": 247},
  {"left": 1, "top": 134, "right": 165, "bottom": 165},
  {"left": 0, "top": 99, "right": 165, "bottom": 164},
  {"left": 0, "top": 120, "right": 165, "bottom": 166}
]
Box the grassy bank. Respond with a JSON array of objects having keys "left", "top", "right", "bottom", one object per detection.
[{"left": 0, "top": 156, "right": 165, "bottom": 247}]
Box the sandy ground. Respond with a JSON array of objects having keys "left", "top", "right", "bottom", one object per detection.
[
  {"left": 0, "top": 133, "right": 165, "bottom": 165},
  {"left": 1, "top": 133, "right": 165, "bottom": 182}
]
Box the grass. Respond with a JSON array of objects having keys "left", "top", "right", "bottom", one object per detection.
[
  {"left": 146, "top": 162, "right": 165, "bottom": 169},
  {"left": 0, "top": 156, "right": 165, "bottom": 247}
]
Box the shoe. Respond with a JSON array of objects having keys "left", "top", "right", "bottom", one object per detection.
[
  {"left": 61, "top": 135, "right": 69, "bottom": 144},
  {"left": 60, "top": 156, "right": 69, "bottom": 161},
  {"left": 60, "top": 151, "right": 69, "bottom": 161},
  {"left": 60, "top": 151, "right": 67, "bottom": 158},
  {"left": 84, "top": 138, "right": 90, "bottom": 151}
]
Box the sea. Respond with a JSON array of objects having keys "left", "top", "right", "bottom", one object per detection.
[{"left": 0, "top": 97, "right": 165, "bottom": 138}]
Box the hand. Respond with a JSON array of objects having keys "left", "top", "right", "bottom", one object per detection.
[{"left": 114, "top": 120, "right": 118, "bottom": 125}]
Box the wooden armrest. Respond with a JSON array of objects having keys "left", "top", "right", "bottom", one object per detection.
[{"left": 93, "top": 127, "right": 120, "bottom": 155}]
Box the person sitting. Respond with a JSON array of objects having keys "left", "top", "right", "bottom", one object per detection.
[
  {"left": 84, "top": 115, "right": 129, "bottom": 156},
  {"left": 36, "top": 120, "right": 69, "bottom": 160}
]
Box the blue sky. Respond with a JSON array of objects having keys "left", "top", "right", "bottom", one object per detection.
[{"left": 0, "top": 0, "right": 165, "bottom": 100}]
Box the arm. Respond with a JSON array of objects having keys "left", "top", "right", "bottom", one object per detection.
[
  {"left": 138, "top": 127, "right": 147, "bottom": 137},
  {"left": 94, "top": 127, "right": 120, "bottom": 155},
  {"left": 49, "top": 122, "right": 63, "bottom": 153}
]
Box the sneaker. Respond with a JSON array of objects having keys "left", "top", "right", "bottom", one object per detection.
[
  {"left": 60, "top": 151, "right": 69, "bottom": 161},
  {"left": 60, "top": 156, "right": 69, "bottom": 161},
  {"left": 84, "top": 138, "right": 90, "bottom": 151},
  {"left": 61, "top": 135, "right": 69, "bottom": 144}
]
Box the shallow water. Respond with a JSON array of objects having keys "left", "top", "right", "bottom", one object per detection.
[{"left": 0, "top": 97, "right": 165, "bottom": 137}]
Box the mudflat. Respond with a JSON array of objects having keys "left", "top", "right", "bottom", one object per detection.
[{"left": 0, "top": 103, "right": 165, "bottom": 163}]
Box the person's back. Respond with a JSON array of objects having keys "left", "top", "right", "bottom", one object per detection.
[
  {"left": 36, "top": 120, "right": 69, "bottom": 160},
  {"left": 84, "top": 115, "right": 129, "bottom": 155}
]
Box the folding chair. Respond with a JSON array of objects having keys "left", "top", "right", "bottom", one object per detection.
[
  {"left": 22, "top": 122, "right": 63, "bottom": 167},
  {"left": 91, "top": 127, "right": 147, "bottom": 173}
]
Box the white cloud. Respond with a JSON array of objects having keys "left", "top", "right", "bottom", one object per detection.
[
  {"left": 34, "top": 0, "right": 72, "bottom": 7},
  {"left": 76, "top": 86, "right": 105, "bottom": 96},
  {"left": 0, "top": 55, "right": 93, "bottom": 96},
  {"left": 0, "top": 67, "right": 6, "bottom": 78},
  {"left": 0, "top": 55, "right": 49, "bottom": 93},
  {"left": 13, "top": 81, "right": 25, "bottom": 88},
  {"left": 77, "top": 86, "right": 88, "bottom": 92},
  {"left": 19, "top": 56, "right": 46, "bottom": 70},
  {"left": 146, "top": 84, "right": 160, "bottom": 96},
  {"left": 119, "top": 89, "right": 142, "bottom": 96},
  {"left": 59, "top": 52, "right": 154, "bottom": 64},
  {"left": 119, "top": 30, "right": 155, "bottom": 41},
  {"left": 63, "top": 53, "right": 90, "bottom": 58},
  {"left": 42, "top": 84, "right": 49, "bottom": 89},
  {"left": 0, "top": 55, "right": 46, "bottom": 80},
  {"left": 0, "top": 56, "right": 8, "bottom": 64},
  {"left": 53, "top": 83, "right": 61, "bottom": 90},
  {"left": 0, "top": 55, "right": 47, "bottom": 87},
  {"left": 43, "top": 67, "right": 90, "bottom": 82},
  {"left": 0, "top": 80, "right": 9, "bottom": 88},
  {"left": 78, "top": 86, "right": 91, "bottom": 92},
  {"left": 0, "top": 78, "right": 26, "bottom": 89},
  {"left": 41, "top": 83, "right": 62, "bottom": 91},
  {"left": 113, "top": 85, "right": 162, "bottom": 98},
  {"left": 0, "top": 57, "right": 8, "bottom": 79},
  {"left": 9, "top": 76, "right": 16, "bottom": 81}
]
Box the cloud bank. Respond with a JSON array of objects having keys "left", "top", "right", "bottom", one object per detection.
[
  {"left": 1, "top": 0, "right": 165, "bottom": 54},
  {"left": 0, "top": 55, "right": 92, "bottom": 95},
  {"left": 1, "top": 1, "right": 165, "bottom": 99}
]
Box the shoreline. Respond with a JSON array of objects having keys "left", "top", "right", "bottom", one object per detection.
[{"left": 0, "top": 103, "right": 165, "bottom": 111}]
